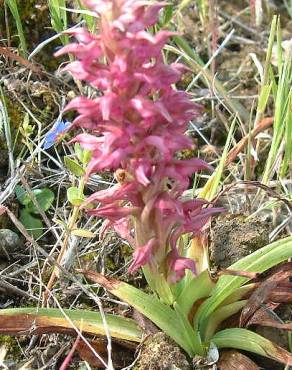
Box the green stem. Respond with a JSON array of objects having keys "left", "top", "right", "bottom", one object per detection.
[
  {"left": 66, "top": 176, "right": 85, "bottom": 234},
  {"left": 44, "top": 175, "right": 85, "bottom": 298},
  {"left": 142, "top": 266, "right": 174, "bottom": 305}
]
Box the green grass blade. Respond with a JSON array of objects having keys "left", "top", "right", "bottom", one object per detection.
[
  {"left": 0, "top": 307, "right": 142, "bottom": 342},
  {"left": 184, "top": 118, "right": 237, "bottom": 276},
  {"left": 76, "top": 0, "right": 97, "bottom": 31},
  {"left": 260, "top": 21, "right": 292, "bottom": 183},
  {"left": 198, "top": 115, "right": 237, "bottom": 201},
  {"left": 212, "top": 328, "right": 292, "bottom": 365},
  {"left": 281, "top": 91, "right": 292, "bottom": 177},
  {"left": 262, "top": 16, "right": 277, "bottom": 88},
  {"left": 5, "top": 0, "right": 27, "bottom": 55},
  {"left": 48, "top": 0, "right": 69, "bottom": 45}
]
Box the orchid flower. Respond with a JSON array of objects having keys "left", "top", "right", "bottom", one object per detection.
[{"left": 57, "top": 0, "right": 223, "bottom": 299}]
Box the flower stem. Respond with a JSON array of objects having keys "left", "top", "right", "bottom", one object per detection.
[{"left": 43, "top": 177, "right": 85, "bottom": 305}]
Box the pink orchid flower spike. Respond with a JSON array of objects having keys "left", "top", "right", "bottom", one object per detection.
[{"left": 57, "top": 0, "right": 223, "bottom": 299}]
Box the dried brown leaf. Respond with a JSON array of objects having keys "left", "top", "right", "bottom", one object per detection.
[
  {"left": 246, "top": 304, "right": 292, "bottom": 330},
  {"left": 269, "top": 285, "right": 292, "bottom": 303},
  {"left": 77, "top": 269, "right": 120, "bottom": 291},
  {"left": 217, "top": 350, "right": 260, "bottom": 370},
  {"left": 0, "top": 46, "right": 43, "bottom": 74},
  {"left": 240, "top": 262, "right": 292, "bottom": 327},
  {"left": 76, "top": 338, "right": 134, "bottom": 369}
]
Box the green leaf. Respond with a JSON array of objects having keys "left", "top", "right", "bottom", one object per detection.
[
  {"left": 26, "top": 188, "right": 55, "bottom": 214},
  {"left": 74, "top": 143, "right": 83, "bottom": 162},
  {"left": 173, "top": 302, "right": 203, "bottom": 355},
  {"left": 15, "top": 185, "right": 31, "bottom": 206},
  {"left": 16, "top": 187, "right": 54, "bottom": 213},
  {"left": 160, "top": 5, "right": 173, "bottom": 26},
  {"left": 196, "top": 236, "right": 292, "bottom": 338},
  {"left": 0, "top": 307, "right": 142, "bottom": 342},
  {"left": 74, "top": 143, "right": 92, "bottom": 165},
  {"left": 19, "top": 209, "right": 43, "bottom": 239},
  {"left": 175, "top": 270, "right": 215, "bottom": 316},
  {"left": 258, "top": 83, "right": 272, "bottom": 113},
  {"left": 212, "top": 328, "right": 292, "bottom": 366},
  {"left": 80, "top": 270, "right": 204, "bottom": 356},
  {"left": 82, "top": 149, "right": 92, "bottom": 165},
  {"left": 64, "top": 156, "right": 85, "bottom": 176},
  {"left": 67, "top": 187, "right": 84, "bottom": 206},
  {"left": 204, "top": 300, "right": 247, "bottom": 341}
]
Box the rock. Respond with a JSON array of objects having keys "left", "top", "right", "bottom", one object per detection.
[
  {"left": 0, "top": 229, "right": 20, "bottom": 257},
  {"left": 209, "top": 214, "right": 270, "bottom": 269},
  {"left": 133, "top": 332, "right": 190, "bottom": 370}
]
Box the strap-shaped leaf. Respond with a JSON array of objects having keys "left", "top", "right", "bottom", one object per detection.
[
  {"left": 176, "top": 270, "right": 214, "bottom": 316},
  {"left": 212, "top": 328, "right": 292, "bottom": 365},
  {"left": 80, "top": 270, "right": 196, "bottom": 356},
  {"left": 0, "top": 307, "right": 142, "bottom": 342},
  {"left": 197, "top": 236, "right": 292, "bottom": 336}
]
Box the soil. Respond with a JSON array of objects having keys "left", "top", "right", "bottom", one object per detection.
[
  {"left": 209, "top": 214, "right": 270, "bottom": 269},
  {"left": 133, "top": 333, "right": 190, "bottom": 370}
]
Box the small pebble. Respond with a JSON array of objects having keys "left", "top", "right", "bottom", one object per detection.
[{"left": 0, "top": 229, "right": 20, "bottom": 257}]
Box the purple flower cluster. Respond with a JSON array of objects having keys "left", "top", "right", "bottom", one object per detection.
[{"left": 56, "top": 0, "right": 222, "bottom": 284}]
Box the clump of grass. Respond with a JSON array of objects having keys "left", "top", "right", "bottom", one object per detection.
[{"left": 249, "top": 16, "right": 291, "bottom": 188}]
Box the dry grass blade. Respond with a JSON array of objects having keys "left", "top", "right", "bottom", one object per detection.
[
  {"left": 218, "top": 269, "right": 259, "bottom": 280},
  {"left": 225, "top": 117, "right": 274, "bottom": 166},
  {"left": 213, "top": 180, "right": 292, "bottom": 211},
  {"left": 0, "top": 46, "right": 43, "bottom": 73}
]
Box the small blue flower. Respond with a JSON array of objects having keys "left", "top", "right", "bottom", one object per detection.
[{"left": 43, "top": 120, "right": 71, "bottom": 149}]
